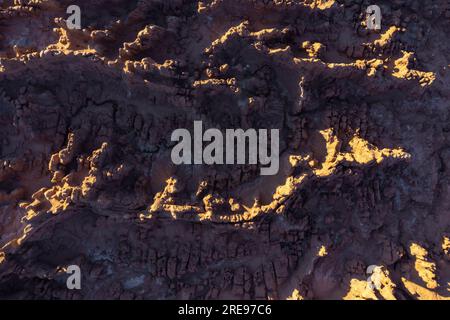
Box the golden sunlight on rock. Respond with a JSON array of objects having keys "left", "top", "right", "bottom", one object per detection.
[
  {"left": 373, "top": 26, "right": 401, "bottom": 48},
  {"left": 314, "top": 129, "right": 410, "bottom": 177},
  {"left": 402, "top": 278, "right": 450, "bottom": 300},
  {"left": 392, "top": 51, "right": 436, "bottom": 86},
  {"left": 286, "top": 289, "right": 304, "bottom": 300},
  {"left": 344, "top": 266, "right": 396, "bottom": 300},
  {"left": 409, "top": 243, "right": 438, "bottom": 289},
  {"left": 443, "top": 236, "right": 450, "bottom": 256},
  {"left": 317, "top": 245, "right": 328, "bottom": 257},
  {"left": 140, "top": 126, "right": 410, "bottom": 227},
  {"left": 343, "top": 279, "right": 378, "bottom": 300},
  {"left": 0, "top": 0, "right": 447, "bottom": 300}
]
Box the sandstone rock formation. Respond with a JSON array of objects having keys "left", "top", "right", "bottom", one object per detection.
[{"left": 0, "top": 0, "right": 449, "bottom": 300}]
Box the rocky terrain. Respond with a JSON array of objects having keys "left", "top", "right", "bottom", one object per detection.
[{"left": 0, "top": 0, "right": 449, "bottom": 299}]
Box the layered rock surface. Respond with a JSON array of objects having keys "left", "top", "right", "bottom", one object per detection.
[{"left": 0, "top": 0, "right": 449, "bottom": 299}]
